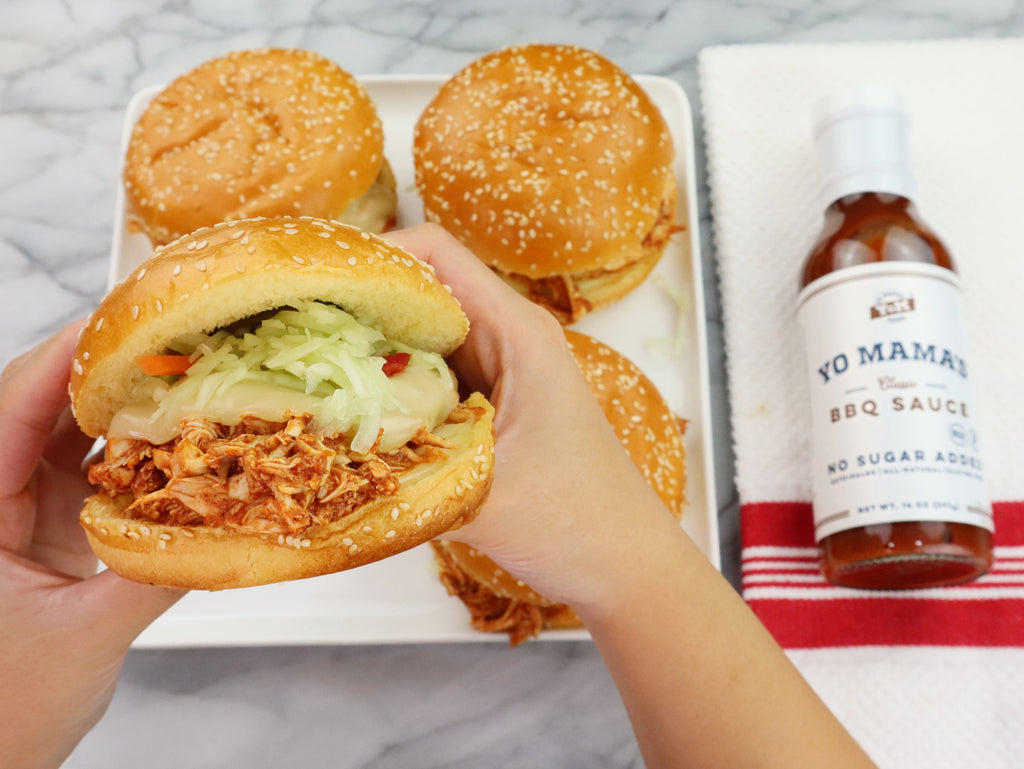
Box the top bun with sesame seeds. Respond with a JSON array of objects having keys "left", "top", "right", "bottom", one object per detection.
[
  {"left": 431, "top": 329, "right": 686, "bottom": 645},
  {"left": 412, "top": 43, "right": 677, "bottom": 325},
  {"left": 124, "top": 48, "right": 397, "bottom": 247},
  {"left": 69, "top": 216, "right": 495, "bottom": 590}
]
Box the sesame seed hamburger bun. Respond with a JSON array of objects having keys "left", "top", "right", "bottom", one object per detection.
[
  {"left": 124, "top": 48, "right": 397, "bottom": 247},
  {"left": 432, "top": 329, "right": 686, "bottom": 644},
  {"left": 72, "top": 216, "right": 495, "bottom": 590},
  {"left": 412, "top": 44, "right": 677, "bottom": 324}
]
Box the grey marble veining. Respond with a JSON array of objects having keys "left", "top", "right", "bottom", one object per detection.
[{"left": 3, "top": 1, "right": 1023, "bottom": 767}]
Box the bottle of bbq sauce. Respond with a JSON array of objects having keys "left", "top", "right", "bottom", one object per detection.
[{"left": 797, "top": 85, "right": 993, "bottom": 589}]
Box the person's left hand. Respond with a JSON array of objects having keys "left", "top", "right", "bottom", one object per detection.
[{"left": 0, "top": 321, "right": 186, "bottom": 769}]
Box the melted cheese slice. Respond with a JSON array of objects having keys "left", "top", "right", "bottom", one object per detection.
[
  {"left": 336, "top": 160, "right": 397, "bottom": 233},
  {"left": 108, "top": 366, "right": 458, "bottom": 452}
]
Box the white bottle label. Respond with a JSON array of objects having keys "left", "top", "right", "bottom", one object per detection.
[{"left": 798, "top": 261, "right": 992, "bottom": 541}]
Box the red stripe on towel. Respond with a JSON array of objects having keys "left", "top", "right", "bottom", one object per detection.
[{"left": 741, "top": 501, "right": 1024, "bottom": 648}]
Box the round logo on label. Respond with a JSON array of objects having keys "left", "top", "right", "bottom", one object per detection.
[{"left": 950, "top": 422, "right": 969, "bottom": 446}]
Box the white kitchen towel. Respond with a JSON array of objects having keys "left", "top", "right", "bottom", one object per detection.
[
  {"left": 701, "top": 37, "right": 1024, "bottom": 508},
  {"left": 700, "top": 37, "right": 1024, "bottom": 768}
]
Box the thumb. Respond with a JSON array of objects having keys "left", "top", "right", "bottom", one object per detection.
[{"left": 74, "top": 569, "right": 186, "bottom": 648}]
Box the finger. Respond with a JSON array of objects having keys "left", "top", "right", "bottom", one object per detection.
[
  {"left": 0, "top": 321, "right": 86, "bottom": 499},
  {"left": 43, "top": 404, "right": 94, "bottom": 472},
  {"left": 29, "top": 456, "right": 96, "bottom": 575},
  {"left": 385, "top": 224, "right": 568, "bottom": 393},
  {"left": 74, "top": 569, "right": 187, "bottom": 648}
]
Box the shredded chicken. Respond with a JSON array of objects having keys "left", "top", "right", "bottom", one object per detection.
[
  {"left": 519, "top": 274, "right": 591, "bottom": 326},
  {"left": 503, "top": 195, "right": 681, "bottom": 323},
  {"left": 88, "top": 412, "right": 460, "bottom": 537},
  {"left": 432, "top": 543, "right": 574, "bottom": 647},
  {"left": 641, "top": 195, "right": 682, "bottom": 251}
]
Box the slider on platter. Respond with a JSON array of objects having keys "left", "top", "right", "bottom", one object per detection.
[
  {"left": 432, "top": 330, "right": 686, "bottom": 645},
  {"left": 123, "top": 48, "right": 397, "bottom": 246},
  {"left": 70, "top": 216, "right": 495, "bottom": 590},
  {"left": 413, "top": 43, "right": 678, "bottom": 324}
]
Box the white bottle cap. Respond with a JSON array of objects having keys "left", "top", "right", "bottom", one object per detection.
[{"left": 812, "top": 84, "right": 915, "bottom": 206}]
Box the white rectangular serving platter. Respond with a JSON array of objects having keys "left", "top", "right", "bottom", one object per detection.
[{"left": 109, "top": 74, "right": 719, "bottom": 647}]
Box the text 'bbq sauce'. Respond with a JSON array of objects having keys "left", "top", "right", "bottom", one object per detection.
[{"left": 797, "top": 85, "right": 993, "bottom": 589}]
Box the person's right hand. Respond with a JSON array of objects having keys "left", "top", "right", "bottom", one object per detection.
[{"left": 386, "top": 223, "right": 681, "bottom": 614}]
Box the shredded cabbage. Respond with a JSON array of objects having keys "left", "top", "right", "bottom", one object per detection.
[{"left": 144, "top": 301, "right": 456, "bottom": 453}]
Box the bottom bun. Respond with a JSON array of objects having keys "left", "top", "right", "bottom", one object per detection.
[
  {"left": 500, "top": 247, "right": 664, "bottom": 325},
  {"left": 81, "top": 393, "right": 494, "bottom": 590}
]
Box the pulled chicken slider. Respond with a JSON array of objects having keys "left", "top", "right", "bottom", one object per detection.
[
  {"left": 413, "top": 44, "right": 678, "bottom": 324},
  {"left": 124, "top": 48, "right": 397, "bottom": 246},
  {"left": 71, "top": 216, "right": 495, "bottom": 590}
]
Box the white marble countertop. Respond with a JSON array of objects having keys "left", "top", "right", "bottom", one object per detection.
[{"left": 3, "top": 2, "right": 1022, "bottom": 767}]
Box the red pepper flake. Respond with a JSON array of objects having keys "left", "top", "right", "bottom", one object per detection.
[{"left": 382, "top": 352, "right": 411, "bottom": 377}]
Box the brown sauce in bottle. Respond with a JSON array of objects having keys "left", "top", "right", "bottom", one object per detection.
[{"left": 801, "top": 192, "right": 992, "bottom": 589}]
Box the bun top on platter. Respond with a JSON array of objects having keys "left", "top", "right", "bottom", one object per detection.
[
  {"left": 565, "top": 330, "right": 686, "bottom": 515},
  {"left": 123, "top": 48, "right": 389, "bottom": 245},
  {"left": 412, "top": 44, "right": 676, "bottom": 282},
  {"left": 70, "top": 216, "right": 468, "bottom": 438}
]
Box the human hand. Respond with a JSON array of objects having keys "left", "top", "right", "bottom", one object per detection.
[
  {"left": 0, "top": 322, "right": 185, "bottom": 769},
  {"left": 386, "top": 224, "right": 679, "bottom": 615}
]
